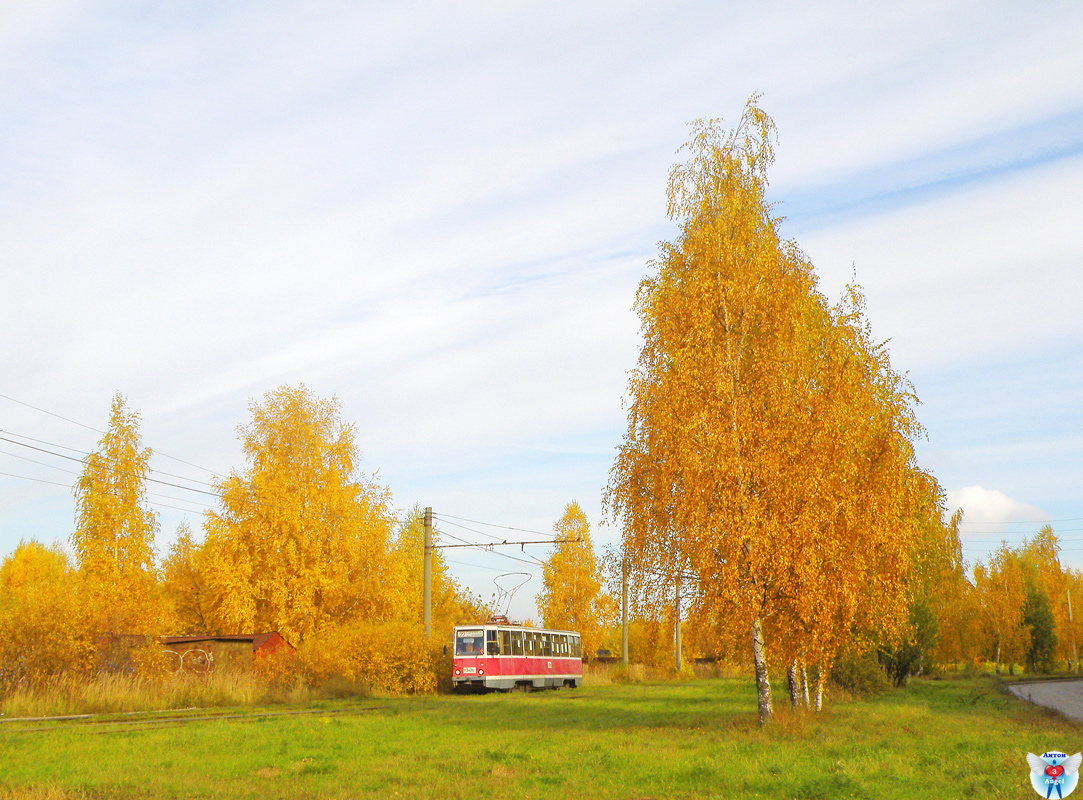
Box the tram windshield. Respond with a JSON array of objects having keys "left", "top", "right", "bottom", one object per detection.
[{"left": 455, "top": 629, "right": 485, "bottom": 655}]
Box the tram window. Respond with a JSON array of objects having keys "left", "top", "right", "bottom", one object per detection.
[
  {"left": 511, "top": 630, "right": 524, "bottom": 656},
  {"left": 528, "top": 632, "right": 537, "bottom": 655},
  {"left": 455, "top": 629, "right": 484, "bottom": 655},
  {"left": 500, "top": 631, "right": 511, "bottom": 655},
  {"left": 572, "top": 636, "right": 581, "bottom": 658},
  {"left": 486, "top": 630, "right": 500, "bottom": 656},
  {"left": 557, "top": 635, "right": 566, "bottom": 656},
  {"left": 540, "top": 634, "right": 551, "bottom": 657}
]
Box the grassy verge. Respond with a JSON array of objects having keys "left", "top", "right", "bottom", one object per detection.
[
  {"left": 0, "top": 675, "right": 1070, "bottom": 799},
  {"left": 0, "top": 673, "right": 380, "bottom": 718}
]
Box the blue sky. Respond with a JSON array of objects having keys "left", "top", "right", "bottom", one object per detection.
[{"left": 1, "top": 2, "right": 1081, "bottom": 621}]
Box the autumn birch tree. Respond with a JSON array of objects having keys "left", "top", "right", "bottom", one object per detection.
[
  {"left": 0, "top": 542, "right": 94, "bottom": 691},
  {"left": 974, "top": 545, "right": 1029, "bottom": 673},
  {"left": 608, "top": 101, "right": 811, "bottom": 724},
  {"left": 72, "top": 393, "right": 163, "bottom": 639},
  {"left": 608, "top": 98, "right": 925, "bottom": 724},
  {"left": 202, "top": 385, "right": 397, "bottom": 644},
  {"left": 162, "top": 521, "right": 211, "bottom": 635},
  {"left": 537, "top": 502, "right": 615, "bottom": 659}
]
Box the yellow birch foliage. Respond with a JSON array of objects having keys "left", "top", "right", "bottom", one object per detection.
[
  {"left": 161, "top": 521, "right": 211, "bottom": 635},
  {"left": 624, "top": 614, "right": 678, "bottom": 670},
  {"left": 71, "top": 393, "right": 163, "bottom": 638},
  {"left": 390, "top": 505, "right": 493, "bottom": 637},
  {"left": 298, "top": 617, "right": 436, "bottom": 694},
  {"left": 767, "top": 288, "right": 926, "bottom": 680},
  {"left": 0, "top": 541, "right": 94, "bottom": 692},
  {"left": 537, "top": 502, "right": 615, "bottom": 659},
  {"left": 1019, "top": 526, "right": 1072, "bottom": 665},
  {"left": 919, "top": 508, "right": 981, "bottom": 668},
  {"left": 608, "top": 99, "right": 924, "bottom": 723},
  {"left": 1063, "top": 568, "right": 1083, "bottom": 669},
  {"left": 202, "top": 385, "right": 398, "bottom": 645},
  {"left": 974, "top": 545, "right": 1029, "bottom": 671}
]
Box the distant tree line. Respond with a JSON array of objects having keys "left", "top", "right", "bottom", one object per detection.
[{"left": 0, "top": 388, "right": 490, "bottom": 695}]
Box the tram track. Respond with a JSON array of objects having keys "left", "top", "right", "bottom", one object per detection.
[{"left": 0, "top": 704, "right": 392, "bottom": 735}]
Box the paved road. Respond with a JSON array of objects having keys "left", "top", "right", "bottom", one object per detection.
[{"left": 1007, "top": 680, "right": 1083, "bottom": 723}]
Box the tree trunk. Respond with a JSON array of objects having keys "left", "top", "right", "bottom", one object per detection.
[
  {"left": 787, "top": 659, "right": 800, "bottom": 710},
  {"left": 995, "top": 640, "right": 1001, "bottom": 675},
  {"left": 751, "top": 616, "right": 773, "bottom": 726},
  {"left": 801, "top": 660, "right": 810, "bottom": 709},
  {"left": 814, "top": 668, "right": 825, "bottom": 712}
]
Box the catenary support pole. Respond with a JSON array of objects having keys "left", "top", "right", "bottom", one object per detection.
[{"left": 423, "top": 506, "right": 433, "bottom": 639}]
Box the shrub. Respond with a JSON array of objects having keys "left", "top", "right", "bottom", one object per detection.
[
  {"left": 297, "top": 618, "right": 436, "bottom": 695},
  {"left": 830, "top": 652, "right": 890, "bottom": 696}
]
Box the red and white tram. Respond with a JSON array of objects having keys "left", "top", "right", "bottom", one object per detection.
[{"left": 452, "top": 621, "right": 583, "bottom": 692}]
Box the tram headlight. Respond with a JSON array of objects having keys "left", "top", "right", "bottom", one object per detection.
[
  {"left": 479, "top": 669, "right": 484, "bottom": 675},
  {"left": 454, "top": 669, "right": 460, "bottom": 675}
]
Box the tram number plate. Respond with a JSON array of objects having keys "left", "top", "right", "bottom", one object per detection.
[{"left": 462, "top": 667, "right": 476, "bottom": 674}]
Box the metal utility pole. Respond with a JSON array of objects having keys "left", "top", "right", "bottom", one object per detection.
[
  {"left": 621, "top": 558, "right": 629, "bottom": 667},
  {"left": 1070, "top": 588, "right": 1079, "bottom": 674},
  {"left": 423, "top": 506, "right": 433, "bottom": 639},
  {"left": 674, "top": 574, "right": 682, "bottom": 673}
]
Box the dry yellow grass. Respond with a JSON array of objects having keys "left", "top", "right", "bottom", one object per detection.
[{"left": 0, "top": 670, "right": 316, "bottom": 718}]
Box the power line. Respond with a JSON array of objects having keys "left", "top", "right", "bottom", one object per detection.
[
  {"left": 0, "top": 447, "right": 213, "bottom": 515},
  {"left": 0, "top": 393, "right": 223, "bottom": 478},
  {"left": 0, "top": 393, "right": 100, "bottom": 433},
  {"left": 0, "top": 430, "right": 87, "bottom": 455},
  {"left": 436, "top": 539, "right": 572, "bottom": 550},
  {"left": 0, "top": 447, "right": 81, "bottom": 476},
  {"left": 0, "top": 470, "right": 207, "bottom": 516},
  {"left": 433, "top": 515, "right": 550, "bottom": 547},
  {"left": 443, "top": 557, "right": 539, "bottom": 574},
  {"left": 432, "top": 512, "right": 557, "bottom": 538},
  {"left": 0, "top": 468, "right": 213, "bottom": 510},
  {"left": 966, "top": 528, "right": 1083, "bottom": 541},
  {"left": 0, "top": 471, "right": 68, "bottom": 489},
  {"left": 434, "top": 517, "right": 515, "bottom": 542},
  {"left": 432, "top": 527, "right": 547, "bottom": 569},
  {"left": 435, "top": 517, "right": 563, "bottom": 555},
  {"left": 0, "top": 434, "right": 218, "bottom": 497},
  {"left": 955, "top": 519, "right": 1083, "bottom": 525},
  {"left": 961, "top": 548, "right": 1083, "bottom": 554},
  {"left": 0, "top": 429, "right": 218, "bottom": 489}
]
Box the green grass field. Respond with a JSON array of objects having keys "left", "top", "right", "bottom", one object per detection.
[{"left": 0, "top": 676, "right": 1072, "bottom": 799}]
